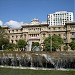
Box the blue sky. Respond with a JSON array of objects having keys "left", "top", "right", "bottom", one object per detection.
[{"left": 0, "top": 0, "right": 74, "bottom": 28}]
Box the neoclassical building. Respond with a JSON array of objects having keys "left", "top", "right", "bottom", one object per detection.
[{"left": 2, "top": 19, "right": 75, "bottom": 51}]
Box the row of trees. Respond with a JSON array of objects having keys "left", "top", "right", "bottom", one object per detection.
[
  {"left": 0, "top": 26, "right": 40, "bottom": 51},
  {"left": 43, "top": 35, "right": 75, "bottom": 51},
  {"left": 1, "top": 26, "right": 75, "bottom": 51},
  {"left": 44, "top": 35, "right": 75, "bottom": 51},
  {"left": 0, "top": 26, "right": 27, "bottom": 50},
  {"left": 0, "top": 39, "right": 27, "bottom": 51}
]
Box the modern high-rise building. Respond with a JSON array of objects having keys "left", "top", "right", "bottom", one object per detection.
[{"left": 47, "top": 11, "right": 74, "bottom": 26}]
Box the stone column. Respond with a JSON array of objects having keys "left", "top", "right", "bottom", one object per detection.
[
  {"left": 66, "top": 24, "right": 71, "bottom": 51},
  {"left": 28, "top": 41, "right": 32, "bottom": 51}
]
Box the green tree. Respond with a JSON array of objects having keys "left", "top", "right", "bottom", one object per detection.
[
  {"left": 0, "top": 26, "right": 9, "bottom": 50},
  {"left": 69, "top": 40, "right": 75, "bottom": 50},
  {"left": 32, "top": 42, "right": 39, "bottom": 48},
  {"left": 17, "top": 39, "right": 27, "bottom": 51},
  {"left": 43, "top": 35, "right": 64, "bottom": 51},
  {"left": 5, "top": 43, "right": 17, "bottom": 51}
]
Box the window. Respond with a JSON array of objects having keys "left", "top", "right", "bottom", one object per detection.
[
  {"left": 36, "top": 34, "right": 37, "bottom": 37},
  {"left": 34, "top": 29, "right": 35, "bottom": 30},
  {"left": 24, "top": 34, "right": 26, "bottom": 37},
  {"left": 20, "top": 29, "right": 22, "bottom": 31},
  {"left": 63, "top": 27, "right": 65, "bottom": 30},
  {"left": 28, "top": 28, "right": 30, "bottom": 30},
  {"left": 11, "top": 40, "right": 13, "bottom": 43},
  {"left": 43, "top": 34, "right": 45, "bottom": 37},
  {"left": 64, "top": 33, "right": 66, "bottom": 37},
  {"left": 53, "top": 28, "right": 55, "bottom": 30},
  {"left": 49, "top": 28, "right": 50, "bottom": 30},
  {"left": 58, "top": 27, "right": 60, "bottom": 29},
  {"left": 12, "top": 30, "right": 14, "bottom": 32},
  {"left": 70, "top": 26, "right": 74, "bottom": 30},
  {"left": 72, "top": 33, "right": 75, "bottom": 37},
  {"left": 12, "top": 36, "right": 14, "bottom": 38},
  {"left": 33, "top": 34, "right": 35, "bottom": 37},
  {"left": 15, "top": 40, "right": 17, "bottom": 42},
  {"left": 72, "top": 38, "right": 75, "bottom": 41},
  {"left": 48, "top": 22, "right": 50, "bottom": 24},
  {"left": 40, "top": 28, "right": 41, "bottom": 31},
  {"left": 32, "top": 34, "right": 33, "bottom": 37},
  {"left": 38, "top": 28, "right": 39, "bottom": 30},
  {"left": 58, "top": 34, "right": 61, "bottom": 36},
  {"left": 29, "top": 34, "right": 31, "bottom": 37},
  {"left": 16, "top": 30, "right": 18, "bottom": 32},
  {"left": 64, "top": 39, "right": 66, "bottom": 43},
  {"left": 9, "top": 30, "right": 10, "bottom": 33},
  {"left": 20, "top": 35, "right": 22, "bottom": 38},
  {"left": 16, "top": 35, "right": 18, "bottom": 38},
  {"left": 49, "top": 34, "right": 50, "bottom": 36}
]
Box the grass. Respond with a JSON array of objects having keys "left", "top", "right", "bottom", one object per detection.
[{"left": 0, "top": 67, "right": 75, "bottom": 75}]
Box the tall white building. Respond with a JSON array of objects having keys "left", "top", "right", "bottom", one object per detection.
[{"left": 47, "top": 11, "right": 74, "bottom": 26}]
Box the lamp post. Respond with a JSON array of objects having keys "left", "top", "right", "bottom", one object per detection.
[{"left": 50, "top": 27, "right": 52, "bottom": 52}]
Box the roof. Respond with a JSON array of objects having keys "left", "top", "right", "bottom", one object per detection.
[
  {"left": 1, "top": 26, "right": 9, "bottom": 29},
  {"left": 22, "top": 24, "right": 49, "bottom": 27},
  {"left": 65, "top": 22, "right": 75, "bottom": 25}
]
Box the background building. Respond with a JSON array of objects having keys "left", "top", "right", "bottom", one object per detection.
[
  {"left": 47, "top": 11, "right": 73, "bottom": 26},
  {"left": 2, "top": 19, "right": 75, "bottom": 51}
]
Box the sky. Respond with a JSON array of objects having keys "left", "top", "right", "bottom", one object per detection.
[{"left": 0, "top": 0, "right": 74, "bottom": 28}]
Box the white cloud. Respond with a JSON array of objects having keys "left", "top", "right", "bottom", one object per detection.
[
  {"left": 4, "top": 20, "right": 23, "bottom": 28},
  {"left": 0, "top": 20, "right": 3, "bottom": 26}
]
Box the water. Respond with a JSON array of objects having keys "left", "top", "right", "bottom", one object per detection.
[{"left": 0, "top": 52, "right": 75, "bottom": 69}]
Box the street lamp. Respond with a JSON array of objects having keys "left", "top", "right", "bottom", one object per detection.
[{"left": 50, "top": 27, "right": 52, "bottom": 52}]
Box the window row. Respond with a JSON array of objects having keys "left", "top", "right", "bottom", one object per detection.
[
  {"left": 29, "top": 34, "right": 39, "bottom": 37},
  {"left": 9, "top": 29, "right": 22, "bottom": 33},
  {"left": 11, "top": 40, "right": 18, "bottom": 43},
  {"left": 48, "top": 27, "right": 65, "bottom": 30},
  {"left": 49, "top": 33, "right": 66, "bottom": 37},
  {"left": 11, "top": 35, "right": 23, "bottom": 38},
  {"left": 28, "top": 28, "right": 41, "bottom": 31}
]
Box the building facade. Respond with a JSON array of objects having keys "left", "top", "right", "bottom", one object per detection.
[
  {"left": 47, "top": 11, "right": 73, "bottom": 26},
  {"left": 2, "top": 19, "right": 75, "bottom": 51}
]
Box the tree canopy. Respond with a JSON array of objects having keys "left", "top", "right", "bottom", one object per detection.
[
  {"left": 69, "top": 40, "right": 75, "bottom": 50},
  {"left": 4, "top": 43, "right": 17, "bottom": 51},
  {"left": 43, "top": 35, "right": 64, "bottom": 51},
  {"left": 0, "top": 26, "right": 9, "bottom": 50},
  {"left": 32, "top": 42, "right": 39, "bottom": 48},
  {"left": 17, "top": 39, "right": 27, "bottom": 50}
]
